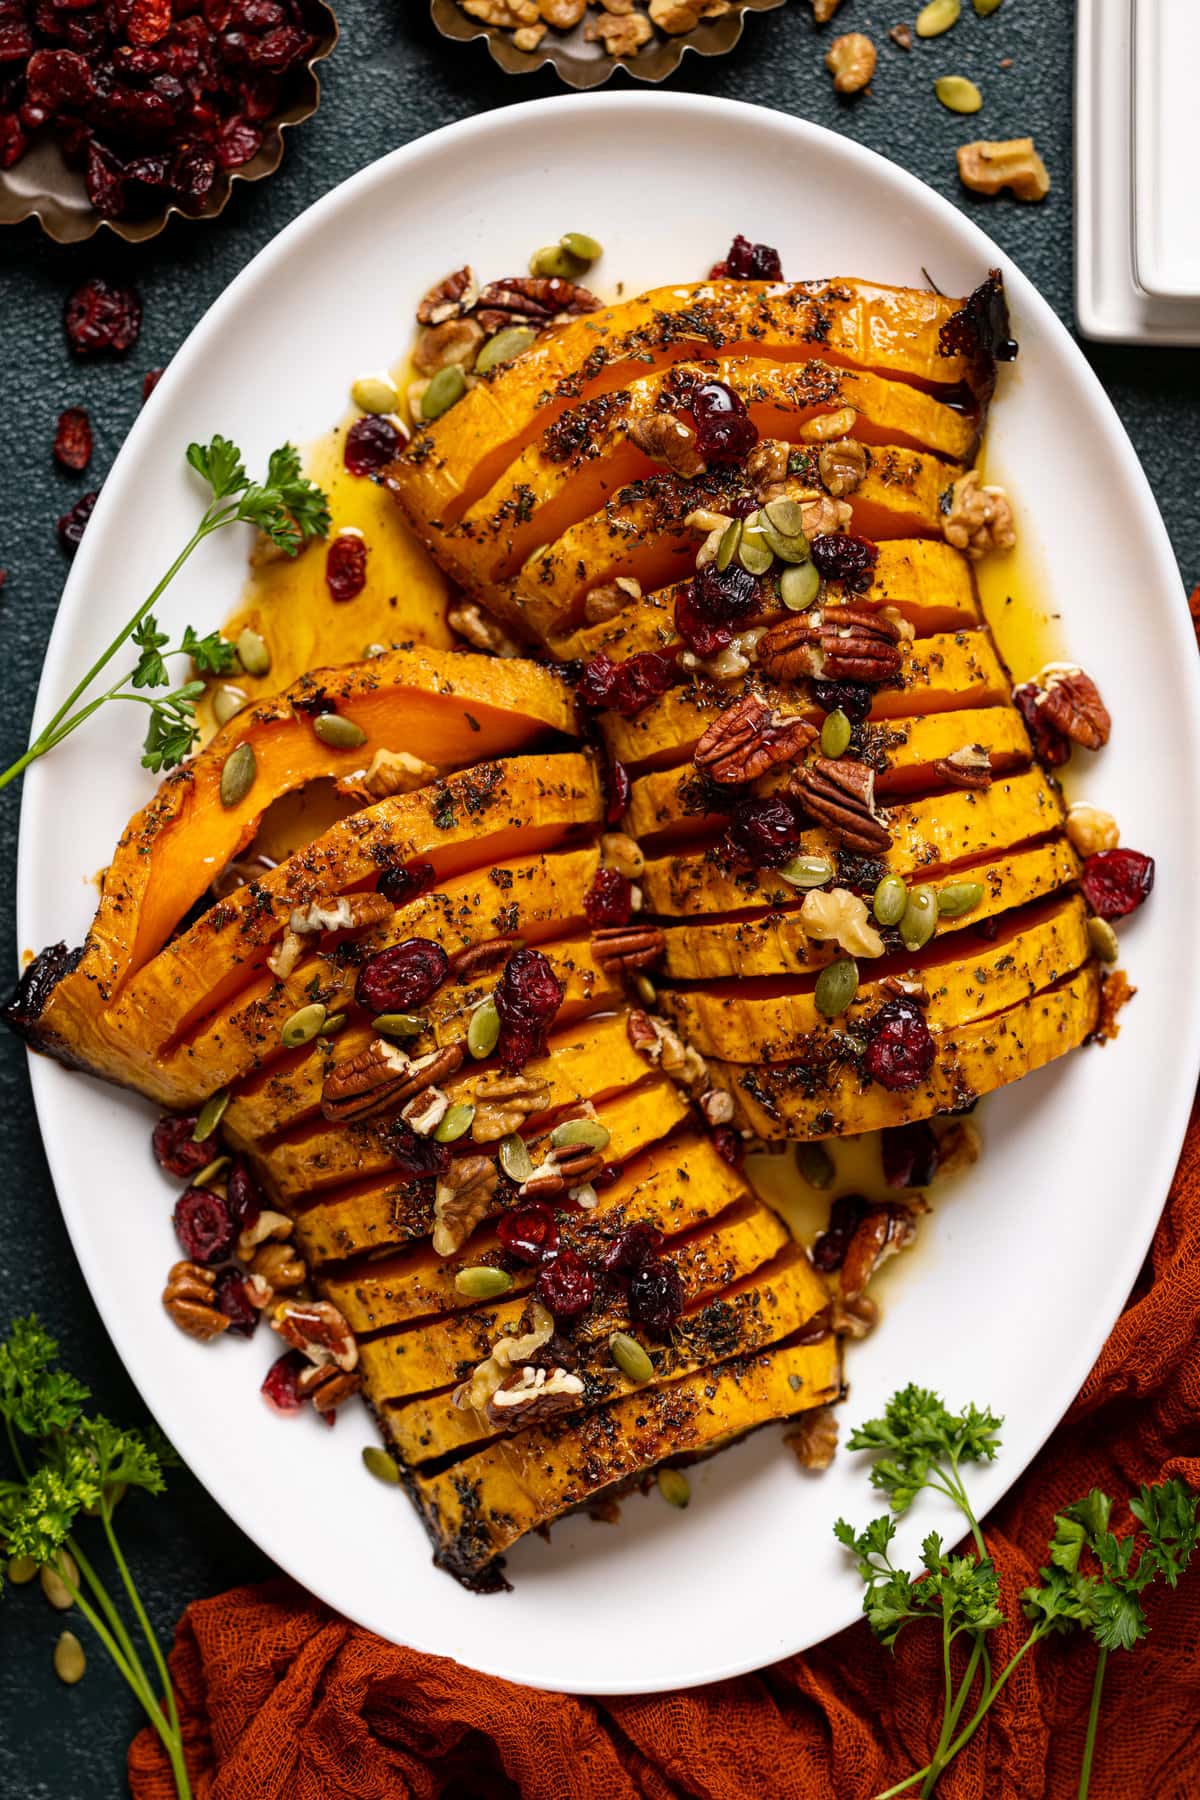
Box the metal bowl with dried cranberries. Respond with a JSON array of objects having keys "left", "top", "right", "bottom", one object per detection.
[{"left": 0, "top": 0, "right": 337, "bottom": 242}]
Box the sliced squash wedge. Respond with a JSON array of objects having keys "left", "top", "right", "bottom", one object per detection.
[{"left": 411, "top": 1334, "right": 842, "bottom": 1584}]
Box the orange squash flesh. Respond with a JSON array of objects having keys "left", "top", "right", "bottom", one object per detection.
[{"left": 385, "top": 278, "right": 987, "bottom": 540}]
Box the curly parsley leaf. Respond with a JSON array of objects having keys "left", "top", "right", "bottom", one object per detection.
[
  {"left": 845, "top": 1384, "right": 1003, "bottom": 1514},
  {"left": 180, "top": 625, "right": 238, "bottom": 677},
  {"left": 140, "top": 681, "right": 206, "bottom": 774},
  {"left": 130, "top": 616, "right": 172, "bottom": 690},
  {"left": 0, "top": 1317, "right": 90, "bottom": 1439},
  {"left": 186, "top": 433, "right": 248, "bottom": 500}
]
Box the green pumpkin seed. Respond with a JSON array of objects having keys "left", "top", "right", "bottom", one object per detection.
[
  {"left": 899, "top": 885, "right": 938, "bottom": 951},
  {"left": 7, "top": 1554, "right": 37, "bottom": 1585},
  {"left": 814, "top": 956, "right": 859, "bottom": 1018},
  {"left": 737, "top": 520, "right": 775, "bottom": 576},
  {"left": 362, "top": 1445, "right": 401, "bottom": 1485},
  {"left": 352, "top": 375, "right": 400, "bottom": 415},
  {"left": 373, "top": 1012, "right": 425, "bottom": 1040},
  {"left": 936, "top": 879, "right": 985, "bottom": 918},
  {"left": 193, "top": 1088, "right": 229, "bottom": 1142},
  {"left": 820, "top": 709, "right": 852, "bottom": 759},
  {"left": 935, "top": 75, "right": 983, "bottom": 113},
  {"left": 715, "top": 518, "right": 742, "bottom": 572},
  {"left": 973, "top": 0, "right": 1002, "bottom": 13},
  {"left": 634, "top": 973, "right": 657, "bottom": 1006},
  {"left": 759, "top": 521, "right": 811, "bottom": 565},
  {"left": 873, "top": 874, "right": 909, "bottom": 927},
  {"left": 435, "top": 1102, "right": 476, "bottom": 1143},
  {"left": 656, "top": 1467, "right": 691, "bottom": 1509},
  {"left": 916, "top": 0, "right": 960, "bottom": 34},
  {"left": 212, "top": 684, "right": 247, "bottom": 727},
  {"left": 560, "top": 231, "right": 603, "bottom": 265},
  {"left": 468, "top": 996, "right": 500, "bottom": 1060},
  {"left": 191, "top": 1154, "right": 231, "bottom": 1189},
  {"left": 236, "top": 626, "right": 271, "bottom": 678},
  {"left": 529, "top": 243, "right": 588, "bottom": 281},
  {"left": 550, "top": 1116, "right": 611, "bottom": 1152},
  {"left": 281, "top": 1002, "right": 327, "bottom": 1048},
  {"left": 455, "top": 1265, "right": 513, "bottom": 1300},
  {"left": 312, "top": 712, "right": 367, "bottom": 750},
  {"left": 610, "top": 1331, "right": 654, "bottom": 1385},
  {"left": 777, "top": 853, "right": 835, "bottom": 890},
  {"left": 475, "top": 326, "right": 537, "bottom": 374},
  {"left": 54, "top": 1630, "right": 86, "bottom": 1686},
  {"left": 318, "top": 1011, "right": 347, "bottom": 1037},
  {"left": 421, "top": 365, "right": 467, "bottom": 421},
  {"left": 498, "top": 1133, "right": 534, "bottom": 1183},
  {"left": 763, "top": 497, "right": 806, "bottom": 538},
  {"left": 1088, "top": 916, "right": 1119, "bottom": 964},
  {"left": 795, "top": 1141, "right": 835, "bottom": 1189},
  {"left": 40, "top": 1551, "right": 78, "bottom": 1611},
  {"left": 219, "top": 742, "right": 257, "bottom": 809},
  {"left": 779, "top": 560, "right": 821, "bottom": 612}
]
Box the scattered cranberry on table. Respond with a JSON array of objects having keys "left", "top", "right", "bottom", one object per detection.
[
  {"left": 57, "top": 491, "right": 97, "bottom": 556},
  {"left": 64, "top": 277, "right": 142, "bottom": 356},
  {"left": 494, "top": 947, "right": 564, "bottom": 1073},
  {"left": 53, "top": 406, "right": 93, "bottom": 472}
]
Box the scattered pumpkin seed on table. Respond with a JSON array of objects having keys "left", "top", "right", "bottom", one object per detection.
[
  {"left": 873, "top": 873, "right": 909, "bottom": 927},
  {"left": 219, "top": 742, "right": 256, "bottom": 808},
  {"left": 560, "top": 231, "right": 603, "bottom": 265},
  {"left": 778, "top": 853, "right": 835, "bottom": 890},
  {"left": 916, "top": 0, "right": 960, "bottom": 35},
  {"left": 281, "top": 1003, "right": 326, "bottom": 1048},
  {"left": 936, "top": 879, "right": 985, "bottom": 917},
  {"left": 815, "top": 957, "right": 859, "bottom": 1019},
  {"left": 421, "top": 366, "right": 467, "bottom": 421},
  {"left": 212, "top": 684, "right": 247, "bottom": 726},
  {"left": 1088, "top": 916, "right": 1120, "bottom": 964},
  {"left": 550, "top": 1116, "right": 611, "bottom": 1151},
  {"left": 779, "top": 561, "right": 821, "bottom": 611},
  {"left": 7, "top": 1554, "right": 36, "bottom": 1585},
  {"left": 529, "top": 243, "right": 588, "bottom": 282},
  {"left": 973, "top": 0, "right": 1003, "bottom": 13},
  {"left": 235, "top": 626, "right": 270, "bottom": 677},
  {"left": 455, "top": 1265, "right": 513, "bottom": 1300},
  {"left": 373, "top": 1012, "right": 425, "bottom": 1040},
  {"left": 716, "top": 518, "right": 742, "bottom": 571},
  {"left": 935, "top": 76, "right": 983, "bottom": 114},
  {"left": 40, "top": 1550, "right": 78, "bottom": 1611},
  {"left": 318, "top": 1011, "right": 347, "bottom": 1037},
  {"left": 54, "top": 1630, "right": 86, "bottom": 1686},
  {"left": 900, "top": 885, "right": 939, "bottom": 951}
]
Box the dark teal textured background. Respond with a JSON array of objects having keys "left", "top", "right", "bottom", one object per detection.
[{"left": 1, "top": 4, "right": 1197, "bottom": 1792}]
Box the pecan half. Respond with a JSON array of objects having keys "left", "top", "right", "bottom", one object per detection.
[
  {"left": 784, "top": 1404, "right": 839, "bottom": 1471},
  {"left": 321, "top": 1040, "right": 464, "bottom": 1124},
  {"left": 792, "top": 757, "right": 891, "bottom": 854},
  {"left": 162, "top": 1261, "right": 229, "bottom": 1341},
  {"left": 519, "top": 1145, "right": 604, "bottom": 1200},
  {"left": 485, "top": 1364, "right": 585, "bottom": 1430},
  {"left": 298, "top": 1364, "right": 363, "bottom": 1416},
  {"left": 471, "top": 1072, "right": 553, "bottom": 1143},
  {"left": 840, "top": 1203, "right": 919, "bottom": 1299},
  {"left": 830, "top": 1292, "right": 879, "bottom": 1339},
  {"left": 454, "top": 1302, "right": 555, "bottom": 1414},
  {"left": 591, "top": 925, "right": 666, "bottom": 975},
  {"left": 475, "top": 277, "right": 600, "bottom": 334},
  {"left": 693, "top": 692, "right": 817, "bottom": 784},
  {"left": 271, "top": 1298, "right": 358, "bottom": 1372},
  {"left": 933, "top": 745, "right": 993, "bottom": 790},
  {"left": 757, "top": 606, "right": 903, "bottom": 684},
  {"left": 416, "top": 266, "right": 477, "bottom": 326},
  {"left": 1038, "top": 665, "right": 1111, "bottom": 751},
  {"left": 450, "top": 936, "right": 526, "bottom": 979},
  {"left": 250, "top": 1241, "right": 307, "bottom": 1292},
  {"left": 432, "top": 1158, "right": 499, "bottom": 1257},
  {"left": 628, "top": 414, "right": 706, "bottom": 479}
]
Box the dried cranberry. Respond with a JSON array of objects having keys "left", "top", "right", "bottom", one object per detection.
[
  {"left": 377, "top": 858, "right": 436, "bottom": 908},
  {"left": 356, "top": 938, "right": 448, "bottom": 1013},
  {"left": 152, "top": 1112, "right": 215, "bottom": 1178},
  {"left": 495, "top": 947, "right": 564, "bottom": 1072},
  {"left": 0, "top": 110, "right": 27, "bottom": 168},
  {"left": 65, "top": 277, "right": 142, "bottom": 356},
  {"left": 691, "top": 559, "right": 760, "bottom": 625},
  {"left": 225, "top": 1155, "right": 262, "bottom": 1228},
  {"left": 57, "top": 491, "right": 97, "bottom": 556},
  {"left": 809, "top": 533, "right": 878, "bottom": 592},
  {"left": 171, "top": 142, "right": 217, "bottom": 212},
  {"left": 881, "top": 1121, "right": 939, "bottom": 1189},
  {"left": 344, "top": 414, "right": 402, "bottom": 478},
  {"left": 608, "top": 651, "right": 677, "bottom": 719},
  {"left": 216, "top": 113, "right": 260, "bottom": 167},
  {"left": 592, "top": 1161, "right": 622, "bottom": 1192},
  {"left": 497, "top": 1202, "right": 559, "bottom": 1265},
  {"left": 254, "top": 21, "right": 308, "bottom": 69},
  {"left": 726, "top": 794, "right": 804, "bottom": 867},
  {"left": 53, "top": 407, "right": 93, "bottom": 472},
  {"left": 1012, "top": 681, "right": 1070, "bottom": 769},
  {"left": 83, "top": 141, "right": 128, "bottom": 217},
  {"left": 325, "top": 531, "right": 368, "bottom": 602},
  {"left": 598, "top": 1221, "right": 663, "bottom": 1275},
  {"left": 127, "top": 0, "right": 171, "bottom": 46},
  {"left": 26, "top": 46, "right": 93, "bottom": 107},
  {"left": 628, "top": 1256, "right": 684, "bottom": 1335},
  {"left": 584, "top": 866, "right": 632, "bottom": 928},
  {"left": 576, "top": 650, "right": 619, "bottom": 712},
  {"left": 0, "top": 16, "right": 33, "bottom": 63},
  {"left": 1080, "top": 849, "right": 1155, "bottom": 921},
  {"left": 863, "top": 998, "right": 936, "bottom": 1092},
  {"left": 604, "top": 756, "right": 631, "bottom": 827},
  {"left": 690, "top": 379, "right": 759, "bottom": 464},
  {"left": 674, "top": 584, "right": 733, "bottom": 659},
  {"left": 811, "top": 1192, "right": 870, "bottom": 1272},
  {"left": 382, "top": 1118, "right": 451, "bottom": 1179},
  {"left": 173, "top": 1185, "right": 235, "bottom": 1263},
  {"left": 711, "top": 1124, "right": 743, "bottom": 1168},
  {"left": 142, "top": 368, "right": 163, "bottom": 400},
  {"left": 214, "top": 1268, "right": 259, "bottom": 1336},
  {"left": 710, "top": 234, "right": 783, "bottom": 281},
  {"left": 261, "top": 1350, "right": 306, "bottom": 1412},
  {"left": 811, "top": 679, "right": 873, "bottom": 725},
  {"left": 534, "top": 1247, "right": 594, "bottom": 1321}
]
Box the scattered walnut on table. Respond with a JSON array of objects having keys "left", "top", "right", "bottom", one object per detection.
[
  {"left": 957, "top": 137, "right": 1050, "bottom": 202},
  {"left": 826, "top": 32, "right": 876, "bottom": 93}
]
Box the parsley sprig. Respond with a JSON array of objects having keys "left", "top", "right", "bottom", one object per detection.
[
  {"left": 0, "top": 1318, "right": 192, "bottom": 1799},
  {"left": 837, "top": 1386, "right": 1200, "bottom": 1799},
  {"left": 0, "top": 437, "right": 329, "bottom": 791}
]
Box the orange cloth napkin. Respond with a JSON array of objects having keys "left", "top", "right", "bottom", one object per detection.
[{"left": 130, "top": 1098, "right": 1200, "bottom": 1800}]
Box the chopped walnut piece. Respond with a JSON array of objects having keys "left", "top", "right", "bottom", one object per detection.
[
  {"left": 818, "top": 438, "right": 868, "bottom": 498},
  {"left": 811, "top": 0, "right": 844, "bottom": 18},
  {"left": 432, "top": 1157, "right": 499, "bottom": 1256},
  {"left": 336, "top": 747, "right": 439, "bottom": 802},
  {"left": 462, "top": 0, "right": 539, "bottom": 24},
  {"left": 583, "top": 7, "right": 652, "bottom": 53},
  {"left": 470, "top": 1072, "right": 553, "bottom": 1142},
  {"left": 454, "top": 1303, "right": 555, "bottom": 1414},
  {"left": 785, "top": 1404, "right": 839, "bottom": 1470},
  {"left": 799, "top": 886, "right": 885, "bottom": 959},
  {"left": 800, "top": 406, "right": 857, "bottom": 444},
  {"left": 941, "top": 470, "right": 1016, "bottom": 559},
  {"left": 288, "top": 893, "right": 392, "bottom": 936},
  {"left": 513, "top": 22, "right": 547, "bottom": 46},
  {"left": 600, "top": 831, "right": 645, "bottom": 878},
  {"left": 1066, "top": 803, "right": 1120, "bottom": 857},
  {"left": 700, "top": 1087, "right": 735, "bottom": 1127},
  {"left": 447, "top": 600, "right": 524, "bottom": 657},
  {"left": 486, "top": 1363, "right": 585, "bottom": 1429},
  {"left": 272, "top": 1298, "right": 358, "bottom": 1372},
  {"left": 830, "top": 1292, "right": 878, "bottom": 1338},
  {"left": 250, "top": 1241, "right": 307, "bottom": 1292},
  {"left": 826, "top": 31, "right": 876, "bottom": 93},
  {"left": 413, "top": 316, "right": 485, "bottom": 376},
  {"left": 936, "top": 1119, "right": 981, "bottom": 1179},
  {"left": 628, "top": 413, "right": 706, "bottom": 478},
  {"left": 584, "top": 576, "right": 641, "bottom": 625},
  {"left": 957, "top": 137, "right": 1050, "bottom": 202},
  {"left": 649, "top": 0, "right": 700, "bottom": 29},
  {"left": 539, "top": 0, "right": 586, "bottom": 23},
  {"left": 745, "top": 438, "right": 790, "bottom": 496},
  {"left": 236, "top": 1209, "right": 293, "bottom": 1264},
  {"left": 267, "top": 927, "right": 304, "bottom": 980}
]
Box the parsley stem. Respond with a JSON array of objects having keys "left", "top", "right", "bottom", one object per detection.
[
  {"left": 101, "top": 1500, "right": 184, "bottom": 1753},
  {"left": 1077, "top": 1645, "right": 1107, "bottom": 1799}
]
